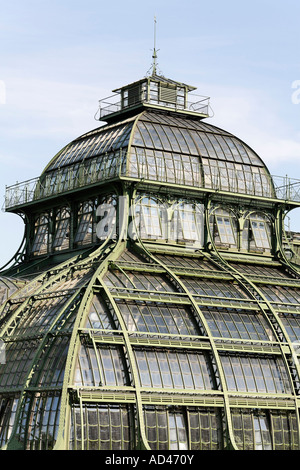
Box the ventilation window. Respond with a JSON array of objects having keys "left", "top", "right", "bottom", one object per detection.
[
  {"left": 159, "top": 84, "right": 177, "bottom": 104},
  {"left": 128, "top": 85, "right": 142, "bottom": 106}
]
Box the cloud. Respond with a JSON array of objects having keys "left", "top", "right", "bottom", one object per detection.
[
  {"left": 3, "top": 75, "right": 101, "bottom": 138},
  {"left": 201, "top": 82, "right": 300, "bottom": 175},
  {"left": 2, "top": 73, "right": 300, "bottom": 178}
]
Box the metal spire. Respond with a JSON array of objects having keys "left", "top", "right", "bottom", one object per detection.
[{"left": 151, "top": 16, "right": 159, "bottom": 76}]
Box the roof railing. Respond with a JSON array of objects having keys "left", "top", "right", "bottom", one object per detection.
[
  {"left": 272, "top": 175, "right": 300, "bottom": 202},
  {"left": 95, "top": 94, "right": 121, "bottom": 120},
  {"left": 4, "top": 162, "right": 300, "bottom": 211},
  {"left": 95, "top": 91, "right": 211, "bottom": 121}
]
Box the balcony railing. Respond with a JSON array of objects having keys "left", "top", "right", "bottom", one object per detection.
[
  {"left": 4, "top": 156, "right": 300, "bottom": 212},
  {"left": 272, "top": 176, "right": 300, "bottom": 202},
  {"left": 4, "top": 150, "right": 126, "bottom": 210},
  {"left": 95, "top": 92, "right": 211, "bottom": 121}
]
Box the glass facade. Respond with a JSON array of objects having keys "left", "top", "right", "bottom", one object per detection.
[
  {"left": 1, "top": 74, "right": 300, "bottom": 451},
  {"left": 128, "top": 113, "right": 274, "bottom": 196}
]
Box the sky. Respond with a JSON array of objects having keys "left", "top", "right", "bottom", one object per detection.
[{"left": 1, "top": 0, "right": 300, "bottom": 267}]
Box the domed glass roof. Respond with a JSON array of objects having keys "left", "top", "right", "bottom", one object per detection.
[
  {"left": 2, "top": 73, "right": 300, "bottom": 452},
  {"left": 42, "top": 110, "right": 274, "bottom": 198}
]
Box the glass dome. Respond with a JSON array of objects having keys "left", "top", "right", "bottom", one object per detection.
[
  {"left": 40, "top": 110, "right": 274, "bottom": 199},
  {"left": 1, "top": 74, "right": 300, "bottom": 451}
]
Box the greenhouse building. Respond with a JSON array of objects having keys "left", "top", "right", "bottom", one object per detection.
[{"left": 1, "top": 68, "right": 300, "bottom": 451}]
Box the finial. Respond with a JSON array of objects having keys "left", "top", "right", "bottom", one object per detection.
[
  {"left": 151, "top": 16, "right": 163, "bottom": 76},
  {"left": 152, "top": 16, "right": 158, "bottom": 75},
  {"left": 146, "top": 16, "right": 162, "bottom": 77}
]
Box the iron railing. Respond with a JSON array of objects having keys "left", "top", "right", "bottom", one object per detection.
[
  {"left": 95, "top": 92, "right": 211, "bottom": 121},
  {"left": 4, "top": 162, "right": 300, "bottom": 211},
  {"left": 4, "top": 151, "right": 126, "bottom": 210},
  {"left": 272, "top": 176, "right": 300, "bottom": 202}
]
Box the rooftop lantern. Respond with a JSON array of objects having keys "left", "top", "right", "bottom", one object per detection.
[
  {"left": 96, "top": 75, "right": 211, "bottom": 122},
  {"left": 96, "top": 19, "right": 210, "bottom": 123}
]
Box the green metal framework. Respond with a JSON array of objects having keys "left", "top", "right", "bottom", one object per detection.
[{"left": 1, "top": 73, "right": 300, "bottom": 451}]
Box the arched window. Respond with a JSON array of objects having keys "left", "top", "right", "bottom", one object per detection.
[
  {"left": 74, "top": 200, "right": 95, "bottom": 246},
  {"left": 134, "top": 196, "right": 167, "bottom": 241},
  {"left": 170, "top": 201, "right": 204, "bottom": 246},
  {"left": 31, "top": 213, "right": 51, "bottom": 256},
  {"left": 52, "top": 207, "right": 70, "bottom": 251},
  {"left": 96, "top": 195, "right": 118, "bottom": 241},
  {"left": 242, "top": 212, "right": 272, "bottom": 252},
  {"left": 209, "top": 207, "right": 238, "bottom": 249}
]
